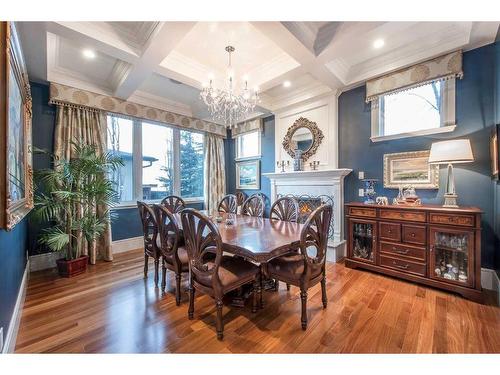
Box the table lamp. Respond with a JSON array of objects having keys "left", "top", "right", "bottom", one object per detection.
[{"left": 428, "top": 139, "right": 474, "bottom": 208}]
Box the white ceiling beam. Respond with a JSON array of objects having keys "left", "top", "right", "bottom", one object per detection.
[
  {"left": 113, "top": 22, "right": 196, "bottom": 99},
  {"left": 250, "top": 21, "right": 343, "bottom": 91}
]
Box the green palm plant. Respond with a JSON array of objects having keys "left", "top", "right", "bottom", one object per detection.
[{"left": 33, "top": 141, "right": 124, "bottom": 260}]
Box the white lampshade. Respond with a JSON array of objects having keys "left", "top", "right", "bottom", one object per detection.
[{"left": 428, "top": 139, "right": 474, "bottom": 164}]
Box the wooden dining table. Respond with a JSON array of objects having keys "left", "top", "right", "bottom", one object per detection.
[{"left": 174, "top": 210, "right": 304, "bottom": 263}]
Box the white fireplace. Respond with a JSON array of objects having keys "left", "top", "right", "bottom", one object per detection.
[{"left": 263, "top": 168, "right": 352, "bottom": 262}]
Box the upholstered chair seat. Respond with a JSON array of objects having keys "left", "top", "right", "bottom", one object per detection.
[
  {"left": 196, "top": 255, "right": 260, "bottom": 289},
  {"left": 267, "top": 253, "right": 323, "bottom": 281},
  {"left": 162, "top": 246, "right": 190, "bottom": 272}
]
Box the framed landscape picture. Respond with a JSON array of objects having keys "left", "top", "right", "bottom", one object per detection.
[
  {"left": 0, "top": 22, "right": 33, "bottom": 230},
  {"left": 383, "top": 150, "right": 439, "bottom": 189},
  {"left": 236, "top": 160, "right": 260, "bottom": 190}
]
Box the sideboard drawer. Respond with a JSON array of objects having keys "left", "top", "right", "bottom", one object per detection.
[
  {"left": 379, "top": 222, "right": 401, "bottom": 242},
  {"left": 348, "top": 207, "right": 376, "bottom": 218},
  {"left": 380, "top": 254, "right": 426, "bottom": 277},
  {"left": 402, "top": 225, "right": 426, "bottom": 245},
  {"left": 429, "top": 213, "right": 474, "bottom": 227},
  {"left": 380, "top": 241, "right": 426, "bottom": 262},
  {"left": 379, "top": 209, "right": 426, "bottom": 222}
]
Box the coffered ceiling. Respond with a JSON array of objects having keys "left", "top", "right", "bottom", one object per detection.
[{"left": 17, "top": 21, "right": 499, "bottom": 123}]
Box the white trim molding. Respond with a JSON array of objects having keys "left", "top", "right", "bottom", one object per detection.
[
  {"left": 2, "top": 259, "right": 29, "bottom": 354},
  {"left": 481, "top": 268, "right": 500, "bottom": 306},
  {"left": 111, "top": 236, "right": 144, "bottom": 254}
]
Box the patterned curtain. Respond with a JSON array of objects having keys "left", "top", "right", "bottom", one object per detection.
[
  {"left": 204, "top": 134, "right": 226, "bottom": 212},
  {"left": 54, "top": 104, "right": 112, "bottom": 264}
]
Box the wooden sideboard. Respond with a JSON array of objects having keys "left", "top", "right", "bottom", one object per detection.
[{"left": 345, "top": 202, "right": 483, "bottom": 302}]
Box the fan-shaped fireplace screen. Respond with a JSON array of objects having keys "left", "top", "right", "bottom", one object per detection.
[{"left": 277, "top": 194, "right": 335, "bottom": 240}]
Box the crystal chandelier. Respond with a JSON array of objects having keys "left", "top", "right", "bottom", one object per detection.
[{"left": 200, "top": 46, "right": 259, "bottom": 129}]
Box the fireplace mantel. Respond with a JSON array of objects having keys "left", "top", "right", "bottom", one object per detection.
[
  {"left": 263, "top": 168, "right": 352, "bottom": 262},
  {"left": 263, "top": 169, "right": 352, "bottom": 180}
]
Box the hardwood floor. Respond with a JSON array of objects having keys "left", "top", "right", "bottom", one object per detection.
[{"left": 15, "top": 249, "right": 500, "bottom": 353}]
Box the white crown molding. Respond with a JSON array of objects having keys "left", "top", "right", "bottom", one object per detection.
[
  {"left": 108, "top": 60, "right": 132, "bottom": 92},
  {"left": 262, "top": 80, "right": 333, "bottom": 112},
  {"left": 247, "top": 52, "right": 301, "bottom": 88},
  {"left": 129, "top": 90, "right": 193, "bottom": 117}
]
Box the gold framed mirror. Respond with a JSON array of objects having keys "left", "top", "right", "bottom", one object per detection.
[{"left": 282, "top": 117, "right": 324, "bottom": 162}]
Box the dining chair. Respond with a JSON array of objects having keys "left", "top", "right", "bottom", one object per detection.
[
  {"left": 153, "top": 204, "right": 189, "bottom": 305},
  {"left": 241, "top": 194, "right": 265, "bottom": 217},
  {"left": 236, "top": 191, "right": 247, "bottom": 214},
  {"left": 181, "top": 208, "right": 261, "bottom": 340},
  {"left": 270, "top": 196, "right": 299, "bottom": 222},
  {"left": 217, "top": 194, "right": 237, "bottom": 214},
  {"left": 137, "top": 201, "right": 160, "bottom": 287},
  {"left": 160, "top": 195, "right": 186, "bottom": 213},
  {"left": 266, "top": 204, "right": 333, "bottom": 330},
  {"left": 270, "top": 196, "right": 300, "bottom": 291}
]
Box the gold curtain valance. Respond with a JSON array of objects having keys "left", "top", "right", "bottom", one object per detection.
[
  {"left": 49, "top": 82, "right": 227, "bottom": 138},
  {"left": 231, "top": 117, "right": 263, "bottom": 138},
  {"left": 365, "top": 50, "right": 463, "bottom": 103}
]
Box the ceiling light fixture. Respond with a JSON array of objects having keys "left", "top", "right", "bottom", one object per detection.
[
  {"left": 82, "top": 49, "right": 96, "bottom": 59},
  {"left": 283, "top": 81, "right": 291, "bottom": 88},
  {"left": 200, "top": 46, "right": 259, "bottom": 129},
  {"left": 373, "top": 39, "right": 385, "bottom": 49}
]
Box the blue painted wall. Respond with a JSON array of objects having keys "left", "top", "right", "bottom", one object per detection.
[
  {"left": 225, "top": 115, "right": 276, "bottom": 216},
  {"left": 339, "top": 44, "right": 498, "bottom": 269},
  {"left": 0, "top": 211, "right": 28, "bottom": 340},
  {"left": 111, "top": 202, "right": 204, "bottom": 241}
]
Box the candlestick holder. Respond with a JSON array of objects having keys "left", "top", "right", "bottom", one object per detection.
[
  {"left": 309, "top": 161, "right": 320, "bottom": 170},
  {"left": 277, "top": 160, "right": 290, "bottom": 173}
]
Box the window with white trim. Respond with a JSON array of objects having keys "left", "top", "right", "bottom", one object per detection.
[
  {"left": 371, "top": 79, "right": 456, "bottom": 141},
  {"left": 107, "top": 114, "right": 205, "bottom": 204},
  {"left": 235, "top": 130, "right": 260, "bottom": 160}
]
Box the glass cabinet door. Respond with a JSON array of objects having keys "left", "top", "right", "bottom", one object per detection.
[
  {"left": 430, "top": 227, "right": 473, "bottom": 287},
  {"left": 350, "top": 219, "right": 376, "bottom": 263}
]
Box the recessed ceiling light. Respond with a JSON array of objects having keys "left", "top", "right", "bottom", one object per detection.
[
  {"left": 373, "top": 39, "right": 385, "bottom": 49},
  {"left": 283, "top": 81, "right": 291, "bottom": 88},
  {"left": 82, "top": 49, "right": 96, "bottom": 59}
]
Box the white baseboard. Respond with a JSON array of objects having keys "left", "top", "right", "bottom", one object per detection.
[
  {"left": 111, "top": 236, "right": 143, "bottom": 254},
  {"left": 2, "top": 259, "right": 29, "bottom": 354},
  {"left": 481, "top": 268, "right": 500, "bottom": 305},
  {"left": 326, "top": 240, "right": 346, "bottom": 263}
]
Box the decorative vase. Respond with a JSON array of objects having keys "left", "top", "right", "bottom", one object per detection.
[
  {"left": 362, "top": 179, "right": 378, "bottom": 204},
  {"left": 56, "top": 255, "right": 89, "bottom": 278},
  {"left": 293, "top": 149, "right": 303, "bottom": 171}
]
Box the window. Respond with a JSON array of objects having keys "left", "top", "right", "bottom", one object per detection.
[
  {"left": 107, "top": 115, "right": 134, "bottom": 202},
  {"left": 236, "top": 130, "right": 260, "bottom": 160},
  {"left": 106, "top": 114, "right": 205, "bottom": 204},
  {"left": 371, "top": 80, "right": 456, "bottom": 142},
  {"left": 180, "top": 130, "right": 204, "bottom": 198},
  {"left": 141, "top": 122, "right": 174, "bottom": 200}
]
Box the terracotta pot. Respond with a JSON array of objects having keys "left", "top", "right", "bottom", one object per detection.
[{"left": 56, "top": 255, "right": 89, "bottom": 278}]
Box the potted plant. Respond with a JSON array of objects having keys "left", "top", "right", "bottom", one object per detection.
[{"left": 33, "top": 142, "right": 123, "bottom": 277}]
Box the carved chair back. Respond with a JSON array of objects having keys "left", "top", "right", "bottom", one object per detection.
[
  {"left": 241, "top": 194, "right": 265, "bottom": 218},
  {"left": 270, "top": 196, "right": 299, "bottom": 222},
  {"left": 161, "top": 195, "right": 186, "bottom": 213},
  {"left": 137, "top": 201, "right": 158, "bottom": 258},
  {"left": 217, "top": 194, "right": 237, "bottom": 214},
  {"left": 181, "top": 209, "right": 224, "bottom": 292},
  {"left": 153, "top": 204, "right": 181, "bottom": 263},
  {"left": 299, "top": 204, "right": 333, "bottom": 285}
]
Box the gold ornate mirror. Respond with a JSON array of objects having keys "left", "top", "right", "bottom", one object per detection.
[{"left": 282, "top": 117, "right": 324, "bottom": 161}]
